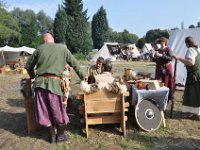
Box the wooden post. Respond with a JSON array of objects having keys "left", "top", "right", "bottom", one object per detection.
[
  {"left": 23, "top": 79, "right": 40, "bottom": 134},
  {"left": 170, "top": 59, "right": 177, "bottom": 118},
  {"left": 161, "top": 111, "right": 166, "bottom": 128}
]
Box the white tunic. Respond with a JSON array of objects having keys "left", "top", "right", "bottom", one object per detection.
[{"left": 185, "top": 47, "right": 200, "bottom": 61}]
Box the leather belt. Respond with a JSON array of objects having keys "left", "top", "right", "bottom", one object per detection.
[
  {"left": 39, "top": 74, "right": 68, "bottom": 94},
  {"left": 39, "top": 74, "right": 62, "bottom": 80}
]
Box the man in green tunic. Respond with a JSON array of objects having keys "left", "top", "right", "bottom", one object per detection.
[{"left": 25, "top": 33, "right": 84, "bottom": 143}]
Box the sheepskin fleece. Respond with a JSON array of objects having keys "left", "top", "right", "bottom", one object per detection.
[{"left": 80, "top": 81, "right": 127, "bottom": 94}]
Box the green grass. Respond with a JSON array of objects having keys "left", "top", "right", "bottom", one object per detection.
[{"left": 0, "top": 61, "right": 199, "bottom": 150}]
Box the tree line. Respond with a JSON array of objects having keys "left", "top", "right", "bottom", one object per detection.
[{"left": 1, "top": 0, "right": 199, "bottom": 59}]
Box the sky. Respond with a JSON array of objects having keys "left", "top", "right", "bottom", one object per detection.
[{"left": 5, "top": 0, "right": 200, "bottom": 38}]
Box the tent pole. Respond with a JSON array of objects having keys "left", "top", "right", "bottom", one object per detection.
[
  {"left": 1, "top": 51, "right": 6, "bottom": 66},
  {"left": 144, "top": 44, "right": 153, "bottom": 61}
]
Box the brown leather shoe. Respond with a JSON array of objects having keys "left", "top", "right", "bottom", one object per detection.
[
  {"left": 56, "top": 133, "right": 69, "bottom": 142},
  {"left": 48, "top": 126, "right": 56, "bottom": 143},
  {"left": 56, "top": 124, "right": 69, "bottom": 142}
]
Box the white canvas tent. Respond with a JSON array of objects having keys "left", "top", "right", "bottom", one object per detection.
[
  {"left": 141, "top": 43, "right": 154, "bottom": 60},
  {"left": 142, "top": 43, "right": 153, "bottom": 54},
  {"left": 127, "top": 44, "right": 140, "bottom": 58},
  {"left": 0, "top": 45, "right": 36, "bottom": 67},
  {"left": 91, "top": 42, "right": 118, "bottom": 62},
  {"left": 168, "top": 28, "right": 200, "bottom": 85}
]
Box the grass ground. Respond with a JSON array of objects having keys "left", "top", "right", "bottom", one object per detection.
[{"left": 0, "top": 61, "right": 199, "bottom": 150}]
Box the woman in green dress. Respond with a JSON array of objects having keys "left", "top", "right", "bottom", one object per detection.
[{"left": 172, "top": 36, "right": 200, "bottom": 121}]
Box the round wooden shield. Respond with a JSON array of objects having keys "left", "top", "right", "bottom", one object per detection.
[{"left": 135, "top": 99, "right": 162, "bottom": 131}]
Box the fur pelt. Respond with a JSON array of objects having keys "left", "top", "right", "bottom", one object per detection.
[
  {"left": 20, "top": 78, "right": 27, "bottom": 97},
  {"left": 80, "top": 81, "right": 91, "bottom": 93},
  {"left": 80, "top": 81, "right": 127, "bottom": 94},
  {"left": 20, "top": 78, "right": 34, "bottom": 97}
]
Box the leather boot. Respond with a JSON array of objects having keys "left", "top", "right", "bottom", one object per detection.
[
  {"left": 56, "top": 124, "right": 69, "bottom": 142},
  {"left": 48, "top": 126, "right": 56, "bottom": 143}
]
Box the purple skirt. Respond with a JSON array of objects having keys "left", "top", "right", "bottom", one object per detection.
[{"left": 34, "top": 88, "right": 69, "bottom": 127}]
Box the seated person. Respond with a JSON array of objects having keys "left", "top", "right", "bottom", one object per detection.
[
  {"left": 94, "top": 60, "right": 115, "bottom": 84},
  {"left": 88, "top": 57, "right": 105, "bottom": 77},
  {"left": 80, "top": 60, "right": 127, "bottom": 94}
]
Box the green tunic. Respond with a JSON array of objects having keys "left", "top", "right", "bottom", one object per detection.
[
  {"left": 88, "top": 65, "right": 102, "bottom": 76},
  {"left": 25, "top": 43, "right": 84, "bottom": 96}
]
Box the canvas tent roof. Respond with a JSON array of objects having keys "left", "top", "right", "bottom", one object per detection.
[
  {"left": 0, "top": 45, "right": 36, "bottom": 67},
  {"left": 0, "top": 45, "right": 35, "bottom": 54},
  {"left": 168, "top": 28, "right": 200, "bottom": 85},
  {"left": 141, "top": 43, "right": 154, "bottom": 54},
  {"left": 91, "top": 42, "right": 118, "bottom": 62},
  {"left": 104, "top": 42, "right": 119, "bottom": 46}
]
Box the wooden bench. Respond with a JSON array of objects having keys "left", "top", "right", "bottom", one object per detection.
[{"left": 77, "top": 89, "right": 129, "bottom": 138}]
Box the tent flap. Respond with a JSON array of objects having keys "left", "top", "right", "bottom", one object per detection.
[{"left": 168, "top": 28, "right": 200, "bottom": 85}]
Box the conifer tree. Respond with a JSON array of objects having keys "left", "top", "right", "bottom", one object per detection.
[
  {"left": 53, "top": 5, "right": 67, "bottom": 43},
  {"left": 91, "top": 6, "right": 109, "bottom": 50},
  {"left": 63, "top": 0, "right": 92, "bottom": 54}
]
